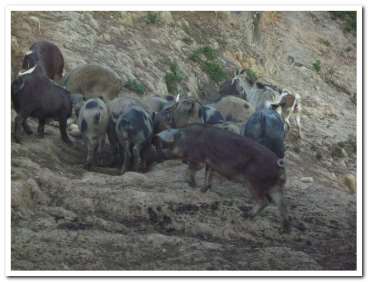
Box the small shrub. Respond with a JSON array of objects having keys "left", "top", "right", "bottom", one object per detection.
[
  {"left": 189, "top": 49, "right": 202, "bottom": 63},
  {"left": 190, "top": 46, "right": 217, "bottom": 62},
  {"left": 124, "top": 79, "right": 145, "bottom": 95},
  {"left": 189, "top": 46, "right": 227, "bottom": 83},
  {"left": 144, "top": 12, "right": 161, "bottom": 25},
  {"left": 245, "top": 68, "right": 258, "bottom": 83},
  {"left": 165, "top": 62, "right": 185, "bottom": 94},
  {"left": 329, "top": 11, "right": 356, "bottom": 34},
  {"left": 312, "top": 59, "right": 321, "bottom": 73},
  {"left": 200, "top": 46, "right": 217, "bottom": 61},
  {"left": 202, "top": 62, "right": 227, "bottom": 83}
]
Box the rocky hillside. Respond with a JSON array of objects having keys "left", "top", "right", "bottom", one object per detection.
[{"left": 11, "top": 11, "right": 357, "bottom": 270}]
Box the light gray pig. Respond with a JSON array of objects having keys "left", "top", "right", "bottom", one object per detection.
[{"left": 78, "top": 98, "right": 109, "bottom": 169}]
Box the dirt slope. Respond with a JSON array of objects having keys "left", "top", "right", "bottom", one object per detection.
[{"left": 11, "top": 11, "right": 357, "bottom": 270}]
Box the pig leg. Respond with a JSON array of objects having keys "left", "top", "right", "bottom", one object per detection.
[
  {"left": 295, "top": 113, "right": 302, "bottom": 139},
  {"left": 120, "top": 141, "right": 131, "bottom": 174},
  {"left": 98, "top": 136, "right": 106, "bottom": 152},
  {"left": 37, "top": 118, "right": 46, "bottom": 138},
  {"left": 185, "top": 167, "right": 197, "bottom": 187},
  {"left": 245, "top": 183, "right": 270, "bottom": 218},
  {"left": 107, "top": 122, "right": 120, "bottom": 166},
  {"left": 84, "top": 139, "right": 98, "bottom": 170},
  {"left": 132, "top": 144, "right": 142, "bottom": 172},
  {"left": 284, "top": 117, "right": 290, "bottom": 134},
  {"left": 185, "top": 162, "right": 202, "bottom": 188},
  {"left": 201, "top": 165, "right": 213, "bottom": 193},
  {"left": 247, "top": 197, "right": 269, "bottom": 218},
  {"left": 14, "top": 114, "right": 26, "bottom": 143},
  {"left": 59, "top": 118, "right": 72, "bottom": 145},
  {"left": 23, "top": 119, "right": 33, "bottom": 135},
  {"left": 269, "top": 189, "right": 290, "bottom": 232}
]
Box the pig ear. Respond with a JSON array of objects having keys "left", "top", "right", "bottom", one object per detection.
[
  {"left": 82, "top": 96, "right": 87, "bottom": 101},
  {"left": 98, "top": 96, "right": 105, "bottom": 101},
  {"left": 240, "top": 69, "right": 246, "bottom": 74}
]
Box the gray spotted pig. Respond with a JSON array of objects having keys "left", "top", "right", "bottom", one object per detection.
[{"left": 77, "top": 98, "right": 109, "bottom": 170}]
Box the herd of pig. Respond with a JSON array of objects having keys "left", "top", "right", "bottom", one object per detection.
[{"left": 12, "top": 40, "right": 304, "bottom": 232}]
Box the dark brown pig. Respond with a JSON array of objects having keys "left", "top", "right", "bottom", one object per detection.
[
  {"left": 22, "top": 40, "right": 64, "bottom": 80},
  {"left": 156, "top": 124, "right": 289, "bottom": 232}
]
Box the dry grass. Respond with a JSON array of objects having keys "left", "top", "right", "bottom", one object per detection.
[{"left": 261, "top": 11, "right": 282, "bottom": 31}]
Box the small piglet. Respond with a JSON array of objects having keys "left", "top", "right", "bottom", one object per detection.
[
  {"left": 77, "top": 98, "right": 109, "bottom": 170},
  {"left": 115, "top": 105, "right": 154, "bottom": 174}
]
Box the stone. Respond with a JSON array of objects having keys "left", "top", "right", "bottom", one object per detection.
[
  {"left": 102, "top": 33, "right": 111, "bottom": 42},
  {"left": 119, "top": 12, "right": 134, "bottom": 26},
  {"left": 11, "top": 36, "right": 19, "bottom": 50},
  {"left": 84, "top": 13, "right": 99, "bottom": 30},
  {"left": 110, "top": 26, "right": 121, "bottom": 36},
  {"left": 301, "top": 177, "right": 314, "bottom": 183},
  {"left": 28, "top": 16, "right": 41, "bottom": 33},
  {"left": 343, "top": 174, "right": 356, "bottom": 193},
  {"left": 160, "top": 11, "right": 174, "bottom": 25},
  {"left": 68, "top": 124, "right": 81, "bottom": 137}
]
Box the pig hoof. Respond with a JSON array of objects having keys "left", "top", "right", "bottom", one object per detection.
[
  {"left": 188, "top": 180, "right": 197, "bottom": 188},
  {"left": 84, "top": 163, "right": 92, "bottom": 170},
  {"left": 63, "top": 139, "right": 73, "bottom": 146},
  {"left": 242, "top": 213, "right": 252, "bottom": 220},
  {"left": 25, "top": 129, "right": 33, "bottom": 135},
  {"left": 240, "top": 206, "right": 253, "bottom": 218},
  {"left": 200, "top": 186, "right": 210, "bottom": 193},
  {"left": 281, "top": 221, "right": 291, "bottom": 233}
]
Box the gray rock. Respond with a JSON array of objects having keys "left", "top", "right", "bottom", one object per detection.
[{"left": 301, "top": 177, "right": 314, "bottom": 183}]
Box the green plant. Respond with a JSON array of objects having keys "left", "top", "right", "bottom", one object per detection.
[
  {"left": 329, "top": 11, "right": 356, "bottom": 34},
  {"left": 312, "top": 59, "right": 321, "bottom": 73},
  {"left": 144, "top": 12, "right": 161, "bottom": 25},
  {"left": 190, "top": 46, "right": 217, "bottom": 62},
  {"left": 189, "top": 49, "right": 202, "bottom": 63},
  {"left": 245, "top": 68, "right": 258, "bottom": 83},
  {"left": 124, "top": 79, "right": 145, "bottom": 95},
  {"left": 202, "top": 62, "right": 227, "bottom": 83},
  {"left": 200, "top": 46, "right": 217, "bottom": 61},
  {"left": 189, "top": 46, "right": 227, "bottom": 83},
  {"left": 165, "top": 62, "right": 185, "bottom": 94}
]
